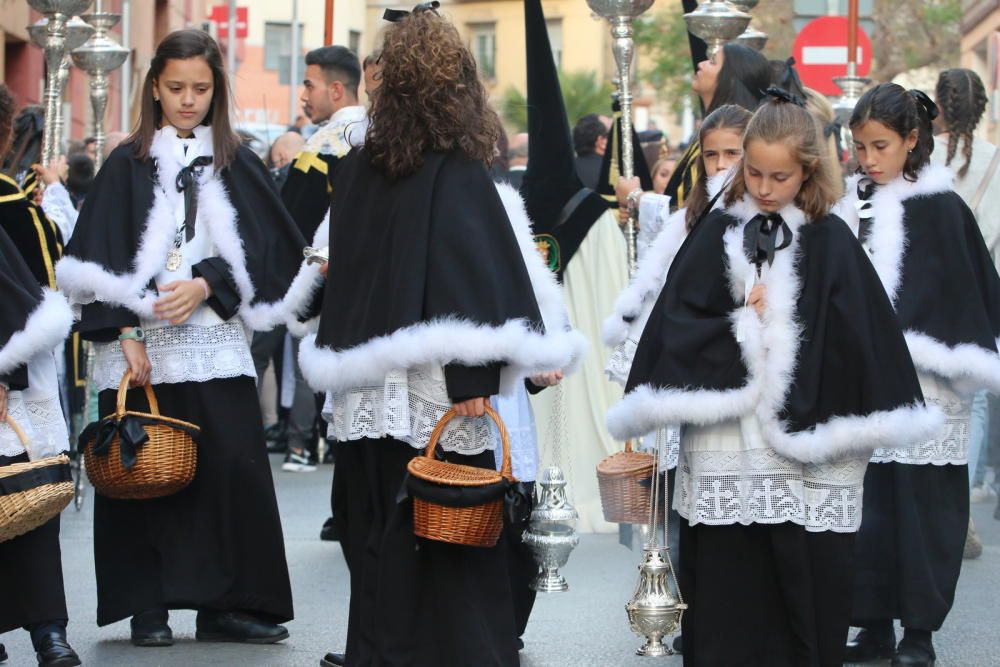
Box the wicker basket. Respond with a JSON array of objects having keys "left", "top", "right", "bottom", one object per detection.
[
  {"left": 82, "top": 370, "right": 199, "bottom": 500},
  {"left": 597, "top": 439, "right": 655, "bottom": 524},
  {"left": 407, "top": 405, "right": 513, "bottom": 548},
  {"left": 0, "top": 416, "right": 73, "bottom": 543}
]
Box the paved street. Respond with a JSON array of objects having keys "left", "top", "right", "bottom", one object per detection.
[{"left": 3, "top": 456, "right": 999, "bottom": 666}]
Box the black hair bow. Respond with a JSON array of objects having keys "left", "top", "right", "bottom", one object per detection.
[
  {"left": 908, "top": 89, "right": 940, "bottom": 121},
  {"left": 763, "top": 86, "right": 806, "bottom": 108},
  {"left": 743, "top": 213, "right": 793, "bottom": 271},
  {"left": 175, "top": 155, "right": 213, "bottom": 242},
  {"left": 383, "top": 1, "right": 439, "bottom": 22}
]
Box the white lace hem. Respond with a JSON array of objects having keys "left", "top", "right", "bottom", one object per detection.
[
  {"left": 92, "top": 321, "right": 256, "bottom": 391},
  {"left": 322, "top": 368, "right": 496, "bottom": 455},
  {"left": 870, "top": 375, "right": 971, "bottom": 466},
  {"left": 674, "top": 419, "right": 868, "bottom": 533},
  {"left": 0, "top": 391, "right": 69, "bottom": 459}
]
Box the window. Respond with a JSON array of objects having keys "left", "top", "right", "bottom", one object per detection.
[
  {"left": 469, "top": 23, "right": 496, "bottom": 79},
  {"left": 546, "top": 18, "right": 563, "bottom": 69},
  {"left": 349, "top": 30, "right": 362, "bottom": 56},
  {"left": 264, "top": 22, "right": 305, "bottom": 85}
]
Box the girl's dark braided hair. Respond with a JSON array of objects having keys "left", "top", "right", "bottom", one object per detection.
[{"left": 935, "top": 69, "right": 988, "bottom": 179}]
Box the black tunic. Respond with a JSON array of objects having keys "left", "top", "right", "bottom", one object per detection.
[{"left": 0, "top": 173, "right": 62, "bottom": 290}]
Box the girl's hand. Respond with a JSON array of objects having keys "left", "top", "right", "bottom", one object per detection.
[
  {"left": 34, "top": 157, "right": 65, "bottom": 186},
  {"left": 153, "top": 278, "right": 211, "bottom": 325},
  {"left": 454, "top": 397, "right": 488, "bottom": 417},
  {"left": 615, "top": 176, "right": 642, "bottom": 209},
  {"left": 748, "top": 284, "right": 767, "bottom": 316},
  {"left": 0, "top": 384, "right": 8, "bottom": 423},
  {"left": 530, "top": 370, "right": 564, "bottom": 387},
  {"left": 121, "top": 338, "right": 152, "bottom": 387}
]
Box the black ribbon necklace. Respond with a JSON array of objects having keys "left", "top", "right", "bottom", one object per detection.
[
  {"left": 856, "top": 177, "right": 877, "bottom": 248},
  {"left": 175, "top": 155, "right": 213, "bottom": 242},
  {"left": 743, "top": 213, "right": 792, "bottom": 275}
]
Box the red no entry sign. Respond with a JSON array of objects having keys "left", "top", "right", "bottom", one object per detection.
[
  {"left": 210, "top": 5, "right": 249, "bottom": 40},
  {"left": 793, "top": 16, "right": 872, "bottom": 96}
]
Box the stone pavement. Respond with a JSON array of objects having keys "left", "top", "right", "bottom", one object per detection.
[{"left": 2, "top": 457, "right": 998, "bottom": 666}]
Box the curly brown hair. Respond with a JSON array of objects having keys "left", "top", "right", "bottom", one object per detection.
[{"left": 365, "top": 9, "right": 502, "bottom": 181}]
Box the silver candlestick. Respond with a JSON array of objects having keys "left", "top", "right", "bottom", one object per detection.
[
  {"left": 727, "top": 0, "right": 759, "bottom": 11},
  {"left": 586, "top": 0, "right": 655, "bottom": 277},
  {"left": 72, "top": 10, "right": 128, "bottom": 170},
  {"left": 522, "top": 466, "right": 579, "bottom": 593},
  {"left": 736, "top": 23, "right": 768, "bottom": 51},
  {"left": 27, "top": 0, "right": 94, "bottom": 166},
  {"left": 683, "top": 1, "right": 751, "bottom": 60}
]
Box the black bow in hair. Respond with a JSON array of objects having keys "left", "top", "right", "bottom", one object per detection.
[
  {"left": 383, "top": 0, "right": 439, "bottom": 22},
  {"left": 763, "top": 86, "right": 806, "bottom": 108},
  {"left": 908, "top": 89, "right": 940, "bottom": 121}
]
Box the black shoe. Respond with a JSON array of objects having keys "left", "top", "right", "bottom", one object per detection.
[
  {"left": 266, "top": 439, "right": 289, "bottom": 454},
  {"left": 672, "top": 634, "right": 682, "bottom": 654},
  {"left": 0, "top": 643, "right": 7, "bottom": 663},
  {"left": 892, "top": 630, "right": 935, "bottom": 667},
  {"left": 196, "top": 610, "right": 289, "bottom": 644},
  {"left": 320, "top": 516, "right": 340, "bottom": 542},
  {"left": 516, "top": 638, "right": 524, "bottom": 651},
  {"left": 130, "top": 609, "right": 173, "bottom": 647},
  {"left": 33, "top": 632, "right": 81, "bottom": 667},
  {"left": 845, "top": 625, "right": 896, "bottom": 663},
  {"left": 320, "top": 652, "right": 346, "bottom": 666}
]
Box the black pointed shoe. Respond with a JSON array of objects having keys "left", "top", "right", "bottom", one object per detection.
[
  {"left": 892, "top": 632, "right": 936, "bottom": 667},
  {"left": 845, "top": 626, "right": 896, "bottom": 663},
  {"left": 320, "top": 652, "right": 346, "bottom": 666},
  {"left": 195, "top": 610, "right": 289, "bottom": 644},
  {"left": 1, "top": 643, "right": 8, "bottom": 663},
  {"left": 33, "top": 632, "right": 81, "bottom": 667},
  {"left": 130, "top": 609, "right": 173, "bottom": 647}
]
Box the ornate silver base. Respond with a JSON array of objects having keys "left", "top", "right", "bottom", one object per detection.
[
  {"left": 531, "top": 568, "right": 569, "bottom": 593},
  {"left": 635, "top": 638, "right": 673, "bottom": 657}
]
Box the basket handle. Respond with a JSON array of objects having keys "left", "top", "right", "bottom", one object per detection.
[
  {"left": 425, "top": 404, "right": 513, "bottom": 480},
  {"left": 624, "top": 439, "right": 633, "bottom": 453},
  {"left": 116, "top": 369, "right": 161, "bottom": 418},
  {"left": 4, "top": 414, "right": 34, "bottom": 460}
]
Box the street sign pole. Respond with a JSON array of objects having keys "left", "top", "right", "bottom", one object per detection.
[{"left": 228, "top": 0, "right": 237, "bottom": 94}]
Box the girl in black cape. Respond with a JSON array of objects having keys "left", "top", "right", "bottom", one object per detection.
[
  {"left": 296, "top": 7, "right": 584, "bottom": 666},
  {"left": 606, "top": 93, "right": 939, "bottom": 667},
  {"left": 55, "top": 30, "right": 305, "bottom": 646},
  {"left": 838, "top": 84, "right": 1000, "bottom": 667},
  {"left": 0, "top": 83, "right": 80, "bottom": 667}
]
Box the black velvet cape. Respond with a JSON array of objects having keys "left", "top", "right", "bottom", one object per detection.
[{"left": 607, "top": 200, "right": 938, "bottom": 464}]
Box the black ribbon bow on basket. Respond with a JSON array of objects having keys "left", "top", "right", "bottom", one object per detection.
[
  {"left": 175, "top": 156, "right": 213, "bottom": 242},
  {"left": 79, "top": 415, "right": 150, "bottom": 471},
  {"left": 383, "top": 0, "right": 439, "bottom": 22},
  {"left": 743, "top": 213, "right": 793, "bottom": 273}
]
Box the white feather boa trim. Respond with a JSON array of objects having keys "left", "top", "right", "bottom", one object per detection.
[
  {"left": 608, "top": 197, "right": 942, "bottom": 463},
  {"left": 0, "top": 289, "right": 74, "bottom": 376},
  {"left": 55, "top": 128, "right": 300, "bottom": 332},
  {"left": 298, "top": 182, "right": 587, "bottom": 396}
]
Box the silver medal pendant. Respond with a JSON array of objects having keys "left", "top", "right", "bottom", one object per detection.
[{"left": 165, "top": 247, "right": 183, "bottom": 271}]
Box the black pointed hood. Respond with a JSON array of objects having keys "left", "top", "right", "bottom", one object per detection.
[{"left": 520, "top": 0, "right": 608, "bottom": 279}]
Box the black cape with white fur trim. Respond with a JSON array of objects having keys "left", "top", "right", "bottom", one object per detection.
[
  {"left": 839, "top": 164, "right": 1000, "bottom": 393},
  {"left": 56, "top": 140, "right": 307, "bottom": 332},
  {"left": 607, "top": 200, "right": 938, "bottom": 464},
  {"left": 300, "top": 149, "right": 586, "bottom": 396},
  {"left": 0, "top": 226, "right": 73, "bottom": 387}
]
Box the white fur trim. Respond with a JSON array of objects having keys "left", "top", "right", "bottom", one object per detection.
[
  {"left": 285, "top": 215, "right": 329, "bottom": 337},
  {"left": 298, "top": 183, "right": 587, "bottom": 395},
  {"left": 904, "top": 331, "right": 1000, "bottom": 394},
  {"left": 56, "top": 128, "right": 298, "bottom": 332},
  {"left": 0, "top": 290, "right": 74, "bottom": 376},
  {"left": 839, "top": 164, "right": 954, "bottom": 306}
]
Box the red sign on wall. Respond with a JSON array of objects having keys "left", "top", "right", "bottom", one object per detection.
[
  {"left": 210, "top": 5, "right": 249, "bottom": 39},
  {"left": 793, "top": 16, "right": 873, "bottom": 96}
]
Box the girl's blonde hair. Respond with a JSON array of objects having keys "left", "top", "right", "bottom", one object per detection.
[
  {"left": 724, "top": 97, "right": 840, "bottom": 222},
  {"left": 803, "top": 87, "right": 844, "bottom": 199}
]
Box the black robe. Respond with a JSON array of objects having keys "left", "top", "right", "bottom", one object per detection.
[
  {"left": 0, "top": 173, "right": 62, "bottom": 290},
  {"left": 299, "top": 148, "right": 585, "bottom": 398},
  {"left": 56, "top": 140, "right": 307, "bottom": 339},
  {"left": 280, "top": 150, "right": 341, "bottom": 242},
  {"left": 607, "top": 197, "right": 937, "bottom": 464}
]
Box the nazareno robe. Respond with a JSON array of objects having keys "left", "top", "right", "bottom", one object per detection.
[
  {"left": 0, "top": 173, "right": 62, "bottom": 291},
  {"left": 606, "top": 196, "right": 940, "bottom": 464},
  {"left": 56, "top": 140, "right": 307, "bottom": 333},
  {"left": 298, "top": 149, "right": 587, "bottom": 397}
]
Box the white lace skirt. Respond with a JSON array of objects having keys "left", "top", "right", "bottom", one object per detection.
[
  {"left": 323, "top": 365, "right": 495, "bottom": 455},
  {"left": 870, "top": 372, "right": 972, "bottom": 466},
  {"left": 675, "top": 416, "right": 868, "bottom": 533},
  {"left": 0, "top": 347, "right": 69, "bottom": 460}
]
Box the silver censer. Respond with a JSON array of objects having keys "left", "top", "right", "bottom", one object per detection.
[
  {"left": 522, "top": 466, "right": 579, "bottom": 593},
  {"left": 683, "top": 0, "right": 751, "bottom": 60}
]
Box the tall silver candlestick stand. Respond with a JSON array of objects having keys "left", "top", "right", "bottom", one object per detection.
[
  {"left": 683, "top": 0, "right": 750, "bottom": 60},
  {"left": 727, "top": 0, "right": 767, "bottom": 52},
  {"left": 27, "top": 0, "right": 94, "bottom": 166},
  {"left": 586, "top": 0, "right": 654, "bottom": 277},
  {"left": 72, "top": 7, "right": 128, "bottom": 170}
]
